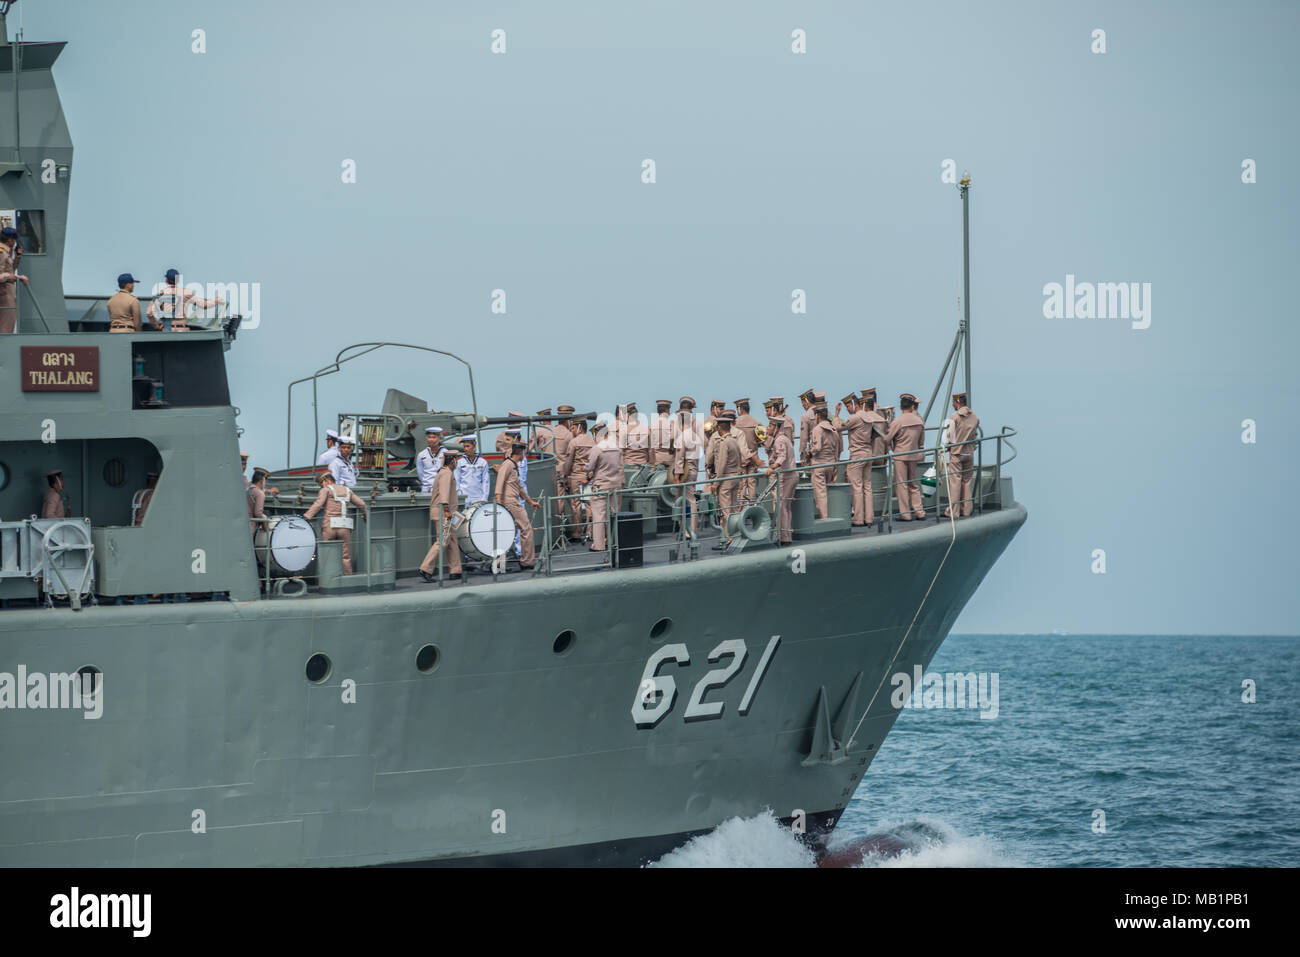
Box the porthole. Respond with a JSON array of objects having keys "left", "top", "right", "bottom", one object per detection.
[
  {"left": 102, "top": 458, "right": 127, "bottom": 488},
  {"left": 76, "top": 665, "right": 102, "bottom": 700},
  {"left": 553, "top": 630, "right": 575, "bottom": 656},
  {"left": 649, "top": 617, "right": 673, "bottom": 641},
  {"left": 0, "top": 461, "right": 9, "bottom": 491},
  {"left": 416, "top": 644, "right": 441, "bottom": 674},
  {"left": 305, "top": 653, "right": 332, "bottom": 684}
]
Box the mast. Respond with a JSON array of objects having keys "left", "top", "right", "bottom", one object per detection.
[{"left": 960, "top": 171, "right": 971, "bottom": 408}]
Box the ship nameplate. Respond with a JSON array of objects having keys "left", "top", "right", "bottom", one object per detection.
[{"left": 20, "top": 346, "right": 100, "bottom": 392}]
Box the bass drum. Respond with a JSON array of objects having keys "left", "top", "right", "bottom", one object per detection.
[
  {"left": 254, "top": 515, "right": 317, "bottom": 576},
  {"left": 457, "top": 502, "right": 518, "bottom": 562}
]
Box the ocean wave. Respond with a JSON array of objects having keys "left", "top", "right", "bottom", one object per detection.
[{"left": 648, "top": 812, "right": 1021, "bottom": 868}]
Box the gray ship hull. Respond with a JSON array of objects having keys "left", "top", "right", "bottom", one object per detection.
[{"left": 0, "top": 503, "right": 1024, "bottom": 867}]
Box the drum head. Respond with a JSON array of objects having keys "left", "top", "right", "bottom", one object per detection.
[
  {"left": 268, "top": 516, "right": 316, "bottom": 573},
  {"left": 463, "top": 503, "right": 516, "bottom": 561}
]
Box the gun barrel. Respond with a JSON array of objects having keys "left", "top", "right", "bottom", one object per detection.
[{"left": 480, "top": 411, "right": 598, "bottom": 426}]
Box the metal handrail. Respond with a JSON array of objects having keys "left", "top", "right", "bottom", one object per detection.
[
  {"left": 284, "top": 342, "right": 483, "bottom": 469},
  {"left": 257, "top": 425, "right": 1018, "bottom": 587},
  {"left": 535, "top": 426, "right": 1016, "bottom": 571}
]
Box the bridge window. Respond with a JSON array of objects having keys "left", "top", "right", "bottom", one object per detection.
[{"left": 0, "top": 209, "right": 46, "bottom": 254}]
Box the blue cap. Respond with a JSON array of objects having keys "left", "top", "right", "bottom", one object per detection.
[
  {"left": 164, "top": 268, "right": 180, "bottom": 282},
  {"left": 117, "top": 273, "right": 139, "bottom": 286},
  {"left": 0, "top": 226, "right": 17, "bottom": 238}
]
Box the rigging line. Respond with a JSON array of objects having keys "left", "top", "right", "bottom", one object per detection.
[{"left": 844, "top": 490, "right": 958, "bottom": 752}]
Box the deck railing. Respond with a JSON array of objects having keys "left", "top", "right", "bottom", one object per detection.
[{"left": 253, "top": 425, "right": 1017, "bottom": 594}]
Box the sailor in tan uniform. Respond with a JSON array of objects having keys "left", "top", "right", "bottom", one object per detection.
[
  {"left": 672, "top": 397, "right": 703, "bottom": 537},
  {"left": 41, "top": 469, "right": 68, "bottom": 518},
  {"left": 886, "top": 393, "right": 927, "bottom": 521},
  {"left": 497, "top": 413, "right": 525, "bottom": 455},
  {"left": 807, "top": 403, "right": 839, "bottom": 519},
  {"left": 708, "top": 411, "right": 744, "bottom": 548},
  {"left": 795, "top": 388, "right": 816, "bottom": 471},
  {"left": 543, "top": 406, "right": 577, "bottom": 529},
  {"left": 835, "top": 393, "right": 875, "bottom": 526},
  {"left": 859, "top": 390, "right": 888, "bottom": 523},
  {"left": 246, "top": 467, "right": 269, "bottom": 534},
  {"left": 621, "top": 402, "right": 651, "bottom": 466},
  {"left": 563, "top": 418, "right": 596, "bottom": 541},
  {"left": 496, "top": 443, "right": 538, "bottom": 569},
  {"left": 764, "top": 413, "right": 797, "bottom": 544},
  {"left": 733, "top": 399, "right": 761, "bottom": 501},
  {"left": 944, "top": 392, "right": 980, "bottom": 518},
  {"left": 419, "top": 447, "right": 463, "bottom": 581},
  {"left": 107, "top": 273, "right": 152, "bottom": 332},
  {"left": 146, "top": 268, "right": 222, "bottom": 332},
  {"left": 304, "top": 472, "right": 368, "bottom": 574},
  {"left": 585, "top": 423, "right": 625, "bottom": 552},
  {"left": 0, "top": 226, "right": 28, "bottom": 335},
  {"left": 650, "top": 400, "right": 675, "bottom": 469}
]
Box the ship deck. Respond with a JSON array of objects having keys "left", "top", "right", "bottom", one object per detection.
[{"left": 374, "top": 506, "right": 992, "bottom": 595}]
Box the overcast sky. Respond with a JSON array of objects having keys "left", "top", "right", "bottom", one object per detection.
[{"left": 31, "top": 0, "right": 1300, "bottom": 634}]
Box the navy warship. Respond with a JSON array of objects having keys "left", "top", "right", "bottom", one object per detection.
[{"left": 0, "top": 13, "right": 1025, "bottom": 866}]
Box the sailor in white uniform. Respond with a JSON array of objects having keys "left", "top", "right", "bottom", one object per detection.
[
  {"left": 415, "top": 426, "right": 446, "bottom": 493},
  {"left": 317, "top": 429, "right": 341, "bottom": 467},
  {"left": 328, "top": 436, "right": 358, "bottom": 488},
  {"left": 453, "top": 434, "right": 491, "bottom": 504}
]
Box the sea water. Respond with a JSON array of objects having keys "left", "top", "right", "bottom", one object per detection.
[{"left": 653, "top": 635, "right": 1299, "bottom": 867}]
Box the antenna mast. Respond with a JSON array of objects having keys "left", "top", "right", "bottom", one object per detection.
[{"left": 922, "top": 171, "right": 974, "bottom": 423}]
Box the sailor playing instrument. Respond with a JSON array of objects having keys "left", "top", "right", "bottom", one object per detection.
[
  {"left": 453, "top": 435, "right": 492, "bottom": 504},
  {"left": 317, "top": 430, "right": 341, "bottom": 467},
  {"left": 304, "top": 471, "right": 368, "bottom": 575},
  {"left": 416, "top": 426, "right": 446, "bottom": 493},
  {"left": 328, "top": 437, "right": 358, "bottom": 488}
]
